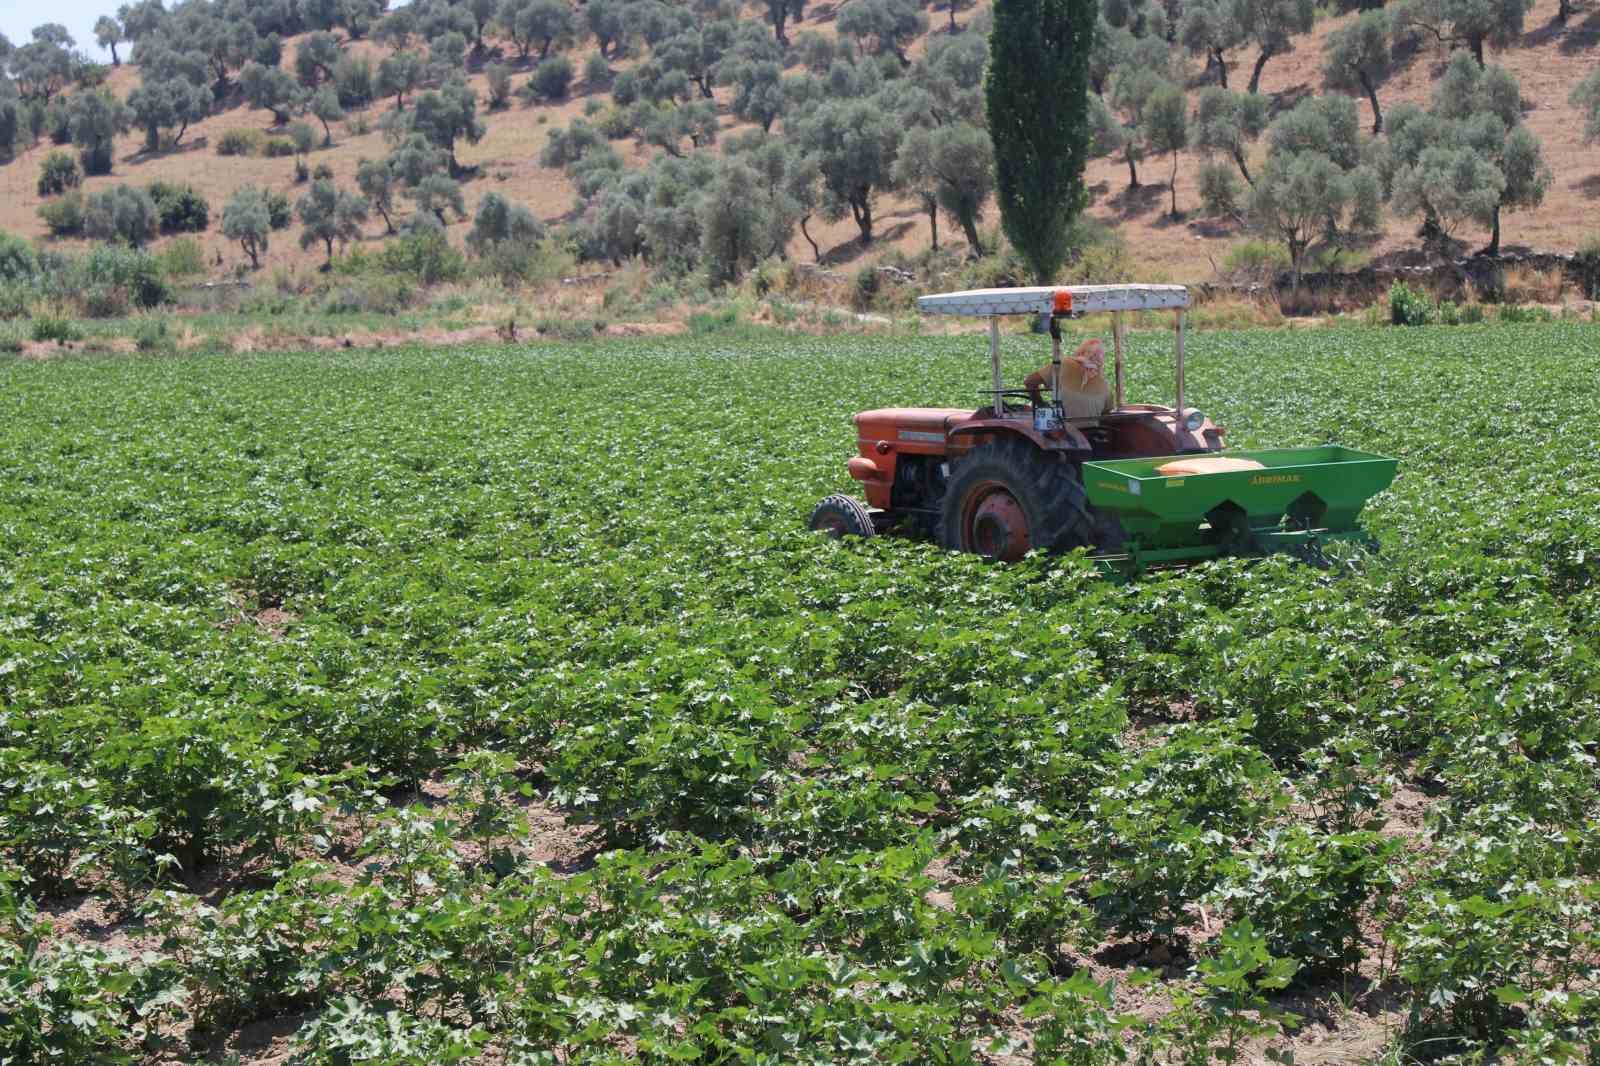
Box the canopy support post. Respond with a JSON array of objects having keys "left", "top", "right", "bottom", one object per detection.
[
  {"left": 1112, "top": 312, "right": 1125, "bottom": 410},
  {"left": 1175, "top": 308, "right": 1187, "bottom": 447},
  {"left": 1049, "top": 320, "right": 1062, "bottom": 406},
  {"left": 989, "top": 316, "right": 1003, "bottom": 415}
]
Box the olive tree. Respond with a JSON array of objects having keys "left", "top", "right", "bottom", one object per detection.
[
  {"left": 1376, "top": 56, "right": 1546, "bottom": 254},
  {"left": 1249, "top": 96, "right": 1381, "bottom": 288},
  {"left": 793, "top": 97, "right": 902, "bottom": 244},
  {"left": 12, "top": 26, "right": 79, "bottom": 103},
  {"left": 68, "top": 89, "right": 131, "bottom": 176},
  {"left": 1190, "top": 87, "right": 1268, "bottom": 185},
  {"left": 223, "top": 185, "right": 272, "bottom": 268},
  {"left": 727, "top": 59, "right": 785, "bottom": 133},
  {"left": 764, "top": 0, "right": 806, "bottom": 46},
  {"left": 376, "top": 51, "right": 425, "bottom": 110},
  {"left": 94, "top": 16, "right": 125, "bottom": 65},
  {"left": 1106, "top": 68, "right": 1164, "bottom": 188},
  {"left": 894, "top": 122, "right": 994, "bottom": 254},
  {"left": 127, "top": 75, "right": 210, "bottom": 150},
  {"left": 836, "top": 0, "right": 927, "bottom": 64},
  {"left": 1395, "top": 0, "right": 1526, "bottom": 66},
  {"left": 467, "top": 191, "right": 545, "bottom": 251},
  {"left": 699, "top": 158, "right": 768, "bottom": 284},
  {"left": 411, "top": 173, "right": 466, "bottom": 225},
  {"left": 295, "top": 31, "right": 343, "bottom": 88},
  {"left": 1322, "top": 10, "right": 1394, "bottom": 134},
  {"left": 1236, "top": 0, "right": 1315, "bottom": 94},
  {"left": 1180, "top": 0, "right": 1244, "bottom": 88},
  {"left": 586, "top": 0, "right": 627, "bottom": 59},
  {"left": 297, "top": 179, "right": 369, "bottom": 267},
  {"left": 634, "top": 100, "right": 718, "bottom": 157},
  {"left": 1390, "top": 141, "right": 1504, "bottom": 243},
  {"left": 409, "top": 81, "right": 485, "bottom": 174},
  {"left": 1144, "top": 82, "right": 1188, "bottom": 217},
  {"left": 356, "top": 157, "right": 400, "bottom": 233},
  {"left": 987, "top": 0, "right": 1097, "bottom": 283},
  {"left": 310, "top": 86, "right": 344, "bottom": 145},
  {"left": 498, "top": 0, "right": 574, "bottom": 59},
  {"left": 242, "top": 62, "right": 304, "bottom": 125}
]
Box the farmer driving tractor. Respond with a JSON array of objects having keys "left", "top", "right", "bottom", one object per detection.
[{"left": 1024, "top": 337, "right": 1114, "bottom": 419}]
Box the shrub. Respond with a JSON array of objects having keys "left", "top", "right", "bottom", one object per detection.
[
  {"left": 158, "top": 237, "right": 207, "bottom": 279},
  {"left": 1066, "top": 240, "right": 1136, "bottom": 285},
  {"left": 851, "top": 265, "right": 881, "bottom": 311},
  {"left": 39, "top": 191, "right": 86, "bottom": 237},
  {"left": 1197, "top": 161, "right": 1242, "bottom": 219},
  {"left": 486, "top": 63, "right": 513, "bottom": 110},
  {"left": 1498, "top": 303, "right": 1552, "bottom": 323},
  {"left": 534, "top": 316, "right": 603, "bottom": 340},
  {"left": 467, "top": 192, "right": 544, "bottom": 252},
  {"left": 217, "top": 129, "right": 264, "bottom": 156},
  {"left": 32, "top": 314, "right": 83, "bottom": 343},
  {"left": 1388, "top": 280, "right": 1433, "bottom": 326},
  {"left": 37, "top": 151, "right": 81, "bottom": 197},
  {"left": 44, "top": 101, "right": 72, "bottom": 145},
  {"left": 76, "top": 244, "right": 170, "bottom": 308},
  {"left": 146, "top": 183, "right": 210, "bottom": 234},
  {"left": 1223, "top": 240, "right": 1290, "bottom": 285},
  {"left": 379, "top": 231, "right": 465, "bottom": 285},
  {"left": 334, "top": 54, "right": 374, "bottom": 109},
  {"left": 688, "top": 307, "right": 739, "bottom": 334},
  {"left": 324, "top": 276, "right": 415, "bottom": 315},
  {"left": 584, "top": 53, "right": 612, "bottom": 90},
  {"left": 85, "top": 186, "right": 159, "bottom": 249},
  {"left": 1575, "top": 236, "right": 1600, "bottom": 300},
  {"left": 263, "top": 138, "right": 298, "bottom": 158},
  {"left": 265, "top": 191, "right": 293, "bottom": 231},
  {"left": 528, "top": 56, "right": 574, "bottom": 103},
  {"left": 82, "top": 284, "right": 131, "bottom": 318},
  {"left": 132, "top": 316, "right": 169, "bottom": 351},
  {"left": 287, "top": 121, "right": 318, "bottom": 156},
  {"left": 0, "top": 232, "right": 39, "bottom": 283}
]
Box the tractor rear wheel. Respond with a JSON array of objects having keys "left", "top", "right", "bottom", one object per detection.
[
  {"left": 809, "top": 494, "right": 876, "bottom": 538},
  {"left": 939, "top": 440, "right": 1093, "bottom": 562}
]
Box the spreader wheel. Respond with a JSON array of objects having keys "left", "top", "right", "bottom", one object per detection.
[
  {"left": 939, "top": 440, "right": 1093, "bottom": 562},
  {"left": 809, "top": 494, "right": 877, "bottom": 538}
]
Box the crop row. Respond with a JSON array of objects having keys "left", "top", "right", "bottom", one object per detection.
[{"left": 2, "top": 325, "right": 1598, "bottom": 1062}]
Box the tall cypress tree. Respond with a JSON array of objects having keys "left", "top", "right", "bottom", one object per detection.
[{"left": 985, "top": 0, "right": 1097, "bottom": 284}]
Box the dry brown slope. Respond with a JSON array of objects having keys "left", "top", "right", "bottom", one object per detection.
[{"left": 1, "top": 0, "right": 1596, "bottom": 283}]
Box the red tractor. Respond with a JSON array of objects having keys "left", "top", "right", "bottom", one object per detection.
[{"left": 809, "top": 285, "right": 1227, "bottom": 562}]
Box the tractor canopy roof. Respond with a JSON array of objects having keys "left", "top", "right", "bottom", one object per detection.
[{"left": 916, "top": 285, "right": 1189, "bottom": 317}]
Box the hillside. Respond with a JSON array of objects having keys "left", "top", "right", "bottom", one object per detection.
[{"left": 2, "top": 0, "right": 1598, "bottom": 285}]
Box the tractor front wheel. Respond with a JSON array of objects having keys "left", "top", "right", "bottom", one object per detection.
[
  {"left": 939, "top": 440, "right": 1093, "bottom": 562},
  {"left": 809, "top": 494, "right": 876, "bottom": 538}
]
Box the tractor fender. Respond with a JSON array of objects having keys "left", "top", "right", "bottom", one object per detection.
[{"left": 949, "top": 419, "right": 1092, "bottom": 456}]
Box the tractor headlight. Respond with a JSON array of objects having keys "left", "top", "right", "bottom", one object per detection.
[{"left": 1183, "top": 409, "right": 1206, "bottom": 432}]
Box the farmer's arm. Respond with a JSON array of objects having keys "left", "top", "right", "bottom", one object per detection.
[{"left": 1023, "top": 366, "right": 1051, "bottom": 405}]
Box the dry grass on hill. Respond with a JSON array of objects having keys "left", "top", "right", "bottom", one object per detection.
[{"left": 1, "top": 0, "right": 1597, "bottom": 285}]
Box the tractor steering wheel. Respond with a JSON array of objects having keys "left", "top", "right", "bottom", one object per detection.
[{"left": 982, "top": 388, "right": 1039, "bottom": 413}]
